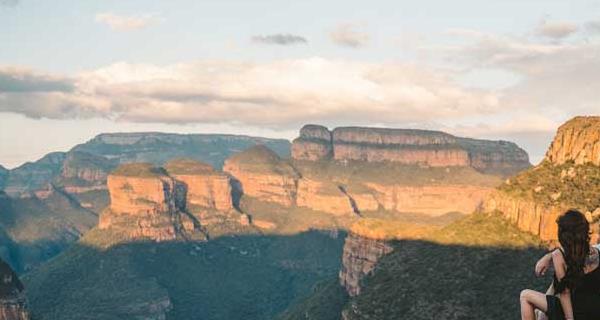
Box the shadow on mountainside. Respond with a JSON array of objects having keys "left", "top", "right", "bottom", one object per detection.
[
  {"left": 23, "top": 228, "right": 550, "bottom": 320},
  {"left": 281, "top": 239, "right": 549, "bottom": 320},
  {"left": 23, "top": 229, "right": 347, "bottom": 320}
]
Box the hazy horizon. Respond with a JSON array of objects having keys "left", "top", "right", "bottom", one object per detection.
[{"left": 2, "top": 0, "right": 599, "bottom": 168}]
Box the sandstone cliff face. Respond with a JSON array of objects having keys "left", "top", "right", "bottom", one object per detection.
[
  {"left": 484, "top": 116, "right": 600, "bottom": 243},
  {"left": 364, "top": 184, "right": 493, "bottom": 216},
  {"left": 339, "top": 233, "right": 393, "bottom": 297},
  {"left": 164, "top": 159, "right": 233, "bottom": 211},
  {"left": 223, "top": 145, "right": 299, "bottom": 207},
  {"left": 483, "top": 192, "right": 564, "bottom": 241},
  {"left": 546, "top": 116, "right": 600, "bottom": 166},
  {"left": 291, "top": 125, "right": 530, "bottom": 176},
  {"left": 59, "top": 151, "right": 115, "bottom": 189},
  {"left": 0, "top": 258, "right": 29, "bottom": 320},
  {"left": 99, "top": 163, "right": 190, "bottom": 241}
]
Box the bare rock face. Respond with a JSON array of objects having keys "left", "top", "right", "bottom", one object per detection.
[
  {"left": 99, "top": 163, "right": 189, "bottom": 241},
  {"left": 291, "top": 125, "right": 333, "bottom": 161},
  {"left": 291, "top": 125, "right": 530, "bottom": 175},
  {"left": 164, "top": 159, "right": 233, "bottom": 211},
  {"left": 0, "top": 259, "right": 29, "bottom": 320},
  {"left": 484, "top": 116, "right": 600, "bottom": 243},
  {"left": 364, "top": 184, "right": 493, "bottom": 216},
  {"left": 223, "top": 145, "right": 300, "bottom": 207},
  {"left": 546, "top": 116, "right": 600, "bottom": 166},
  {"left": 296, "top": 179, "right": 356, "bottom": 215},
  {"left": 339, "top": 232, "right": 393, "bottom": 297},
  {"left": 59, "top": 151, "right": 116, "bottom": 190},
  {"left": 483, "top": 192, "right": 564, "bottom": 241}
]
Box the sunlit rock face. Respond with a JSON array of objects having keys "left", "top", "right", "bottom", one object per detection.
[
  {"left": 99, "top": 163, "right": 190, "bottom": 242},
  {"left": 291, "top": 124, "right": 530, "bottom": 175},
  {"left": 164, "top": 159, "right": 233, "bottom": 212},
  {"left": 223, "top": 145, "right": 300, "bottom": 207},
  {"left": 484, "top": 116, "right": 600, "bottom": 243},
  {"left": 0, "top": 258, "right": 29, "bottom": 320},
  {"left": 546, "top": 116, "right": 600, "bottom": 166}
]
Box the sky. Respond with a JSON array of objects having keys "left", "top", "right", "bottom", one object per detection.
[{"left": 1, "top": 0, "right": 600, "bottom": 168}]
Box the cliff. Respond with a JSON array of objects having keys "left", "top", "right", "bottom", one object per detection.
[
  {"left": 339, "top": 219, "right": 435, "bottom": 296},
  {"left": 545, "top": 116, "right": 600, "bottom": 166},
  {"left": 223, "top": 145, "right": 300, "bottom": 207},
  {"left": 99, "top": 163, "right": 193, "bottom": 241},
  {"left": 292, "top": 125, "right": 530, "bottom": 176},
  {"left": 0, "top": 258, "right": 29, "bottom": 320},
  {"left": 339, "top": 233, "right": 393, "bottom": 297},
  {"left": 164, "top": 159, "right": 233, "bottom": 212},
  {"left": 484, "top": 116, "right": 600, "bottom": 242},
  {"left": 56, "top": 151, "right": 116, "bottom": 193}
]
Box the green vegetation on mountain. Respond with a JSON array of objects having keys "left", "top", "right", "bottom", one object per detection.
[
  {"left": 111, "top": 163, "right": 168, "bottom": 178},
  {"left": 281, "top": 213, "right": 548, "bottom": 320},
  {"left": 498, "top": 160, "right": 600, "bottom": 213},
  {"left": 293, "top": 160, "right": 502, "bottom": 187},
  {"left": 24, "top": 228, "right": 345, "bottom": 320},
  {"left": 164, "top": 158, "right": 217, "bottom": 175}
]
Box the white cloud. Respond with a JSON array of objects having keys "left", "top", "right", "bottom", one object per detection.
[
  {"left": 330, "top": 24, "right": 370, "bottom": 48},
  {"left": 535, "top": 20, "right": 578, "bottom": 39},
  {"left": 95, "top": 13, "right": 161, "bottom": 31},
  {"left": 251, "top": 34, "right": 308, "bottom": 45},
  {"left": 0, "top": 59, "right": 505, "bottom": 127}
]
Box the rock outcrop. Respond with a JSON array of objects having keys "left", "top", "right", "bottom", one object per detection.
[
  {"left": 223, "top": 145, "right": 300, "bottom": 207},
  {"left": 164, "top": 159, "right": 233, "bottom": 211},
  {"left": 0, "top": 258, "right": 29, "bottom": 320},
  {"left": 485, "top": 116, "right": 600, "bottom": 243},
  {"left": 545, "top": 116, "right": 600, "bottom": 166},
  {"left": 57, "top": 151, "right": 116, "bottom": 193},
  {"left": 339, "top": 232, "right": 393, "bottom": 297},
  {"left": 292, "top": 125, "right": 530, "bottom": 176},
  {"left": 99, "top": 163, "right": 192, "bottom": 241}
]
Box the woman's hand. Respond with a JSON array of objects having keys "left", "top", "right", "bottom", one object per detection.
[{"left": 535, "top": 253, "right": 552, "bottom": 277}]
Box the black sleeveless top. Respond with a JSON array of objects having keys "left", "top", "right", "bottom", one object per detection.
[{"left": 549, "top": 247, "right": 600, "bottom": 319}]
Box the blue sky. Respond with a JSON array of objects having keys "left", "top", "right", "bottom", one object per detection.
[{"left": 1, "top": 0, "right": 600, "bottom": 167}]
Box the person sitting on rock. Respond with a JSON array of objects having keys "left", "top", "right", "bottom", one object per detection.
[{"left": 520, "top": 210, "right": 600, "bottom": 320}]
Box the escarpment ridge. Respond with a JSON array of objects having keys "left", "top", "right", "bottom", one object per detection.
[
  {"left": 484, "top": 116, "right": 600, "bottom": 242},
  {"left": 292, "top": 124, "right": 531, "bottom": 176}
]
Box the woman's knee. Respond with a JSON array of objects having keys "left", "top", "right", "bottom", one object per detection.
[{"left": 520, "top": 289, "right": 533, "bottom": 302}]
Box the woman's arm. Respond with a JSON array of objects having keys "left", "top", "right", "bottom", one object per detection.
[
  {"left": 552, "top": 250, "right": 575, "bottom": 320},
  {"left": 536, "top": 252, "right": 553, "bottom": 276}
]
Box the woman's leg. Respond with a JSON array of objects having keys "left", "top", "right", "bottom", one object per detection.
[{"left": 520, "top": 289, "right": 548, "bottom": 320}]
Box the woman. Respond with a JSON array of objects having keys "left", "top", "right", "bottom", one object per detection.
[{"left": 520, "top": 209, "right": 600, "bottom": 320}]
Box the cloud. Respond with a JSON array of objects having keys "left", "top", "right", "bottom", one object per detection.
[
  {"left": 0, "top": 67, "right": 74, "bottom": 93},
  {"left": 0, "top": 59, "right": 505, "bottom": 127},
  {"left": 585, "top": 20, "right": 600, "bottom": 34},
  {"left": 251, "top": 34, "right": 307, "bottom": 45},
  {"left": 535, "top": 20, "right": 578, "bottom": 39},
  {"left": 95, "top": 13, "right": 161, "bottom": 31},
  {"left": 330, "top": 24, "right": 369, "bottom": 48},
  {"left": 0, "top": 0, "right": 18, "bottom": 7}
]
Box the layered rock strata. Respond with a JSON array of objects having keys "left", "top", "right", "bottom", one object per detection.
[
  {"left": 484, "top": 116, "right": 600, "bottom": 242},
  {"left": 223, "top": 145, "right": 300, "bottom": 207},
  {"left": 99, "top": 163, "right": 191, "bottom": 241},
  {"left": 164, "top": 159, "right": 233, "bottom": 211},
  {"left": 0, "top": 258, "right": 29, "bottom": 320},
  {"left": 292, "top": 125, "right": 530, "bottom": 175},
  {"left": 339, "top": 233, "right": 393, "bottom": 296}
]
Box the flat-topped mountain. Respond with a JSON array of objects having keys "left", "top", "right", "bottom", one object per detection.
[{"left": 292, "top": 124, "right": 530, "bottom": 176}]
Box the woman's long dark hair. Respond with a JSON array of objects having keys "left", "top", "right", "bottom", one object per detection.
[{"left": 554, "top": 209, "right": 590, "bottom": 293}]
